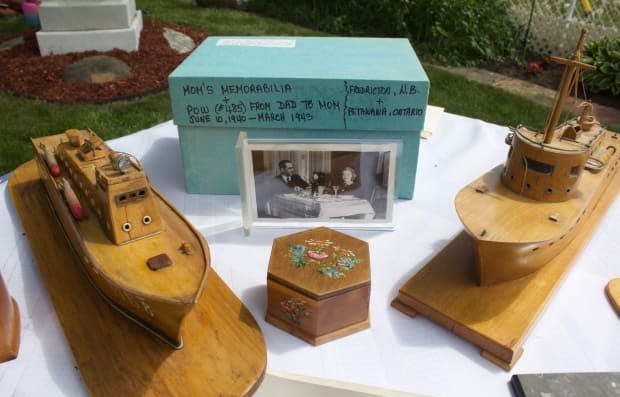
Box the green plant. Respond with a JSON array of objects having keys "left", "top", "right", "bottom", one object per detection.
[
  {"left": 247, "top": 0, "right": 316, "bottom": 29},
  {"left": 582, "top": 36, "right": 620, "bottom": 95},
  {"left": 406, "top": 0, "right": 521, "bottom": 66},
  {"left": 195, "top": 0, "right": 245, "bottom": 9},
  {"left": 248, "top": 0, "right": 410, "bottom": 37},
  {"left": 315, "top": 0, "right": 410, "bottom": 37}
]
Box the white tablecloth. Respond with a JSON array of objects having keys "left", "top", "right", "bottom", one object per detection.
[
  {"left": 1, "top": 112, "right": 618, "bottom": 397},
  {"left": 268, "top": 193, "right": 376, "bottom": 219}
]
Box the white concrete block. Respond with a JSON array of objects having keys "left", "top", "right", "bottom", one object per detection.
[
  {"left": 39, "top": 0, "right": 136, "bottom": 31},
  {"left": 36, "top": 10, "right": 143, "bottom": 55}
]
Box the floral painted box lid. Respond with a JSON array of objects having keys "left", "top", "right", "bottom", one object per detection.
[{"left": 267, "top": 227, "right": 370, "bottom": 300}]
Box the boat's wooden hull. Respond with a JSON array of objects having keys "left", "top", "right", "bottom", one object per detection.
[
  {"left": 33, "top": 134, "right": 209, "bottom": 347},
  {"left": 8, "top": 159, "right": 266, "bottom": 396},
  {"left": 0, "top": 273, "right": 19, "bottom": 362},
  {"left": 457, "top": 130, "right": 619, "bottom": 285}
]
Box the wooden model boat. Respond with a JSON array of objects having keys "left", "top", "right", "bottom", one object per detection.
[
  {"left": 456, "top": 29, "right": 619, "bottom": 286},
  {"left": 0, "top": 273, "right": 20, "bottom": 362},
  {"left": 31, "top": 128, "right": 209, "bottom": 348}
]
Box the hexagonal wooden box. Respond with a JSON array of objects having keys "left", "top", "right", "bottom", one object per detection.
[{"left": 266, "top": 227, "right": 370, "bottom": 345}]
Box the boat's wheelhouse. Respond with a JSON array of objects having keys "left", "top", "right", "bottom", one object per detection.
[
  {"left": 501, "top": 114, "right": 605, "bottom": 202},
  {"left": 94, "top": 162, "right": 163, "bottom": 245}
]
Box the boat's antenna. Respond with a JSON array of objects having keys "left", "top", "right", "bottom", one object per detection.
[{"left": 541, "top": 28, "right": 596, "bottom": 144}]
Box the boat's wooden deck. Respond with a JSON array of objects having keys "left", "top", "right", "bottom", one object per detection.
[
  {"left": 78, "top": 191, "right": 208, "bottom": 301},
  {"left": 518, "top": 121, "right": 604, "bottom": 151}
]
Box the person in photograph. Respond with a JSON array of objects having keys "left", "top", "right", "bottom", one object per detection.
[
  {"left": 339, "top": 166, "right": 360, "bottom": 192},
  {"left": 325, "top": 166, "right": 361, "bottom": 195},
  {"left": 276, "top": 159, "right": 308, "bottom": 191},
  {"left": 255, "top": 159, "right": 309, "bottom": 218}
]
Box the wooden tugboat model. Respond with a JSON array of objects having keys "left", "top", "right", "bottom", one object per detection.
[
  {"left": 10, "top": 130, "right": 266, "bottom": 396},
  {"left": 32, "top": 128, "right": 209, "bottom": 348},
  {"left": 393, "top": 29, "right": 620, "bottom": 369}
]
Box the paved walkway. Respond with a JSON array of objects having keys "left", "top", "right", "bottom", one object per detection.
[{"left": 438, "top": 66, "right": 619, "bottom": 127}]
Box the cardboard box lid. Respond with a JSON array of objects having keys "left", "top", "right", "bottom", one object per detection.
[
  {"left": 267, "top": 227, "right": 370, "bottom": 300},
  {"left": 169, "top": 36, "right": 429, "bottom": 131}
]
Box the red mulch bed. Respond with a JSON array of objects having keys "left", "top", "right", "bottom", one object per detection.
[{"left": 0, "top": 19, "right": 207, "bottom": 103}]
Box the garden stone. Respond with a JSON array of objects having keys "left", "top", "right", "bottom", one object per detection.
[
  {"left": 63, "top": 56, "right": 132, "bottom": 84},
  {"left": 163, "top": 28, "right": 195, "bottom": 54}
]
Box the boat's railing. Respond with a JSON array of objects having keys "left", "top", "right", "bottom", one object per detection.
[{"left": 514, "top": 123, "right": 603, "bottom": 153}]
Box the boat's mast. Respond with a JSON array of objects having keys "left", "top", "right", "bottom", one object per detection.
[{"left": 542, "top": 29, "right": 596, "bottom": 143}]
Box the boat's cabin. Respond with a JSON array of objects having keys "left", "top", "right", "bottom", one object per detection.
[
  {"left": 57, "top": 129, "right": 163, "bottom": 245},
  {"left": 94, "top": 159, "right": 163, "bottom": 245},
  {"left": 501, "top": 118, "right": 605, "bottom": 202}
]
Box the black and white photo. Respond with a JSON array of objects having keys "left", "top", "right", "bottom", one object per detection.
[{"left": 238, "top": 137, "right": 396, "bottom": 229}]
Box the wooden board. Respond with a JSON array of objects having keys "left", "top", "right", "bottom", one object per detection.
[
  {"left": 9, "top": 160, "right": 266, "bottom": 397},
  {"left": 392, "top": 168, "right": 620, "bottom": 370},
  {"left": 0, "top": 273, "right": 20, "bottom": 363},
  {"left": 606, "top": 279, "right": 620, "bottom": 315}
]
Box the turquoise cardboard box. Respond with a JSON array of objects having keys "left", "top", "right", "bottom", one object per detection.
[{"left": 169, "top": 36, "right": 429, "bottom": 199}]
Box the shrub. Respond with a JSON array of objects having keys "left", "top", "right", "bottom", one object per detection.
[
  {"left": 247, "top": 0, "right": 315, "bottom": 28},
  {"left": 196, "top": 0, "right": 247, "bottom": 9},
  {"left": 248, "top": 0, "right": 521, "bottom": 66},
  {"left": 582, "top": 36, "right": 620, "bottom": 96},
  {"left": 248, "top": 0, "right": 410, "bottom": 37},
  {"left": 405, "top": 0, "right": 521, "bottom": 66}
]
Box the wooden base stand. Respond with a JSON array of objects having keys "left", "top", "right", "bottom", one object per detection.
[
  {"left": 607, "top": 279, "right": 620, "bottom": 315},
  {"left": 392, "top": 170, "right": 620, "bottom": 370},
  {"left": 265, "top": 314, "right": 370, "bottom": 346},
  {"left": 9, "top": 160, "right": 266, "bottom": 397},
  {"left": 0, "top": 272, "right": 20, "bottom": 363}
]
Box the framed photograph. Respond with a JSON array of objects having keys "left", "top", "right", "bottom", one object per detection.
[{"left": 237, "top": 133, "right": 397, "bottom": 230}]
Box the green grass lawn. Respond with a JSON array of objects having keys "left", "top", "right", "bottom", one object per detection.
[{"left": 0, "top": 0, "right": 599, "bottom": 176}]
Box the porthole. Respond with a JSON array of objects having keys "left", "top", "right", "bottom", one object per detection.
[
  {"left": 525, "top": 183, "right": 531, "bottom": 189},
  {"left": 142, "top": 215, "right": 152, "bottom": 225},
  {"left": 570, "top": 166, "right": 580, "bottom": 176},
  {"left": 546, "top": 187, "right": 553, "bottom": 194},
  {"left": 565, "top": 188, "right": 571, "bottom": 193},
  {"left": 122, "top": 222, "right": 132, "bottom": 232}
]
